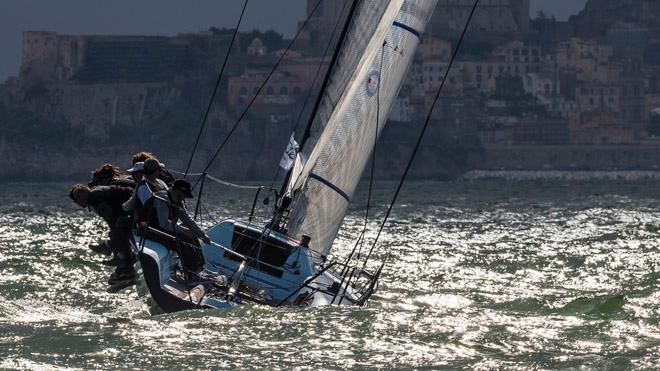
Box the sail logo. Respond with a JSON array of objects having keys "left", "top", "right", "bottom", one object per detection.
[
  {"left": 365, "top": 69, "right": 380, "bottom": 97},
  {"left": 279, "top": 133, "right": 300, "bottom": 170}
]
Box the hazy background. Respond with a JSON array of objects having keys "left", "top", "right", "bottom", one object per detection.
[{"left": 0, "top": 0, "right": 587, "bottom": 81}]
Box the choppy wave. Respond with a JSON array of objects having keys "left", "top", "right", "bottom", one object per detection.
[{"left": 1, "top": 181, "right": 660, "bottom": 369}]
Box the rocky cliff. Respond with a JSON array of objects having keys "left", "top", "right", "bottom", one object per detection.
[{"left": 571, "top": 0, "right": 660, "bottom": 39}]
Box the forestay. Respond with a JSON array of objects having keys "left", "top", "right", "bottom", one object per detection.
[{"left": 286, "top": 0, "right": 437, "bottom": 259}]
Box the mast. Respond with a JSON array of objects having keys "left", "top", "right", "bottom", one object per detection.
[
  {"left": 277, "top": 0, "right": 361, "bottom": 200},
  {"left": 284, "top": 0, "right": 437, "bottom": 259},
  {"left": 299, "top": 0, "right": 361, "bottom": 151}
]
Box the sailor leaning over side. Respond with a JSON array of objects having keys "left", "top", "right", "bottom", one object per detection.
[
  {"left": 85, "top": 163, "right": 136, "bottom": 257},
  {"left": 69, "top": 183, "right": 138, "bottom": 288},
  {"left": 88, "top": 163, "right": 136, "bottom": 188}
]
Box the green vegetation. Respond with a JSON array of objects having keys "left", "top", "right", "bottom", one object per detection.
[
  {"left": 240, "top": 29, "right": 286, "bottom": 51},
  {"left": 209, "top": 26, "right": 287, "bottom": 51},
  {"left": 0, "top": 103, "right": 75, "bottom": 149}
]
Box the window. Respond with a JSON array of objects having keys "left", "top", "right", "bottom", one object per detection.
[
  {"left": 266, "top": 86, "right": 274, "bottom": 95},
  {"left": 280, "top": 86, "right": 288, "bottom": 95},
  {"left": 293, "top": 86, "right": 302, "bottom": 95},
  {"left": 239, "top": 86, "right": 247, "bottom": 96}
]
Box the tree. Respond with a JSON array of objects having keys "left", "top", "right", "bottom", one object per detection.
[
  {"left": 240, "top": 29, "right": 285, "bottom": 51},
  {"left": 536, "top": 10, "right": 547, "bottom": 21}
]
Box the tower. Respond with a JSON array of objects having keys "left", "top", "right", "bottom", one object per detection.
[{"left": 509, "top": 0, "right": 530, "bottom": 31}]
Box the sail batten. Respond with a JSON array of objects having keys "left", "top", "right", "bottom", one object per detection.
[{"left": 286, "top": 0, "right": 437, "bottom": 259}]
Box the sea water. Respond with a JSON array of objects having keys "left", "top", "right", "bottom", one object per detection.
[{"left": 1, "top": 180, "right": 659, "bottom": 369}]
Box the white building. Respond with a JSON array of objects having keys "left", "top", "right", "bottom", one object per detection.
[{"left": 523, "top": 73, "right": 560, "bottom": 111}]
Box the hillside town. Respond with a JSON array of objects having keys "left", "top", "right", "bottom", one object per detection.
[{"left": 2, "top": 0, "right": 660, "bottom": 180}]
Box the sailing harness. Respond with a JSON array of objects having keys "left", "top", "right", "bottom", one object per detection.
[{"left": 134, "top": 179, "right": 167, "bottom": 225}]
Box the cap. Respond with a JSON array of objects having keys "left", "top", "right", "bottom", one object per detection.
[
  {"left": 143, "top": 158, "right": 165, "bottom": 174},
  {"left": 172, "top": 179, "right": 194, "bottom": 198},
  {"left": 126, "top": 161, "right": 144, "bottom": 174}
]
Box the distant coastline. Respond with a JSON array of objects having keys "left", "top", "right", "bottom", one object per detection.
[{"left": 462, "top": 170, "right": 660, "bottom": 181}]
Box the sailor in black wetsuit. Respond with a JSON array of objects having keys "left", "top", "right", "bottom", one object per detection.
[
  {"left": 70, "top": 184, "right": 137, "bottom": 287},
  {"left": 86, "top": 163, "right": 135, "bottom": 257},
  {"left": 88, "top": 163, "right": 135, "bottom": 188}
]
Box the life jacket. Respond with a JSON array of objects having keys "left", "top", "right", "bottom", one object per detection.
[
  {"left": 135, "top": 179, "right": 168, "bottom": 226},
  {"left": 141, "top": 189, "right": 184, "bottom": 235}
]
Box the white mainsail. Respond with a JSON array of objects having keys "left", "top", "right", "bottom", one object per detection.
[{"left": 286, "top": 0, "right": 438, "bottom": 259}]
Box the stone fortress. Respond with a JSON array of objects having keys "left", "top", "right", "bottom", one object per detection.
[{"left": 13, "top": 30, "right": 237, "bottom": 138}]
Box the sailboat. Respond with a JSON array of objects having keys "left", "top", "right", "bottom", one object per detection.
[{"left": 132, "top": 0, "right": 438, "bottom": 313}]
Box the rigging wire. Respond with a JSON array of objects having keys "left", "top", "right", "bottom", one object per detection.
[
  {"left": 273, "top": 0, "right": 360, "bottom": 232},
  {"left": 360, "top": 0, "right": 480, "bottom": 278},
  {"left": 298, "top": 0, "right": 361, "bottom": 151},
  {"left": 194, "top": 0, "right": 326, "bottom": 185},
  {"left": 170, "top": 168, "right": 272, "bottom": 191},
  {"left": 193, "top": 171, "right": 207, "bottom": 220},
  {"left": 293, "top": 0, "right": 351, "bottom": 141},
  {"left": 201, "top": 203, "right": 219, "bottom": 225},
  {"left": 184, "top": 0, "right": 249, "bottom": 176}
]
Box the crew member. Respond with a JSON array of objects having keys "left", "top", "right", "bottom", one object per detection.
[
  {"left": 87, "top": 163, "right": 135, "bottom": 258},
  {"left": 88, "top": 163, "right": 135, "bottom": 188},
  {"left": 123, "top": 158, "right": 168, "bottom": 214},
  {"left": 138, "top": 179, "right": 210, "bottom": 276},
  {"left": 69, "top": 184, "right": 137, "bottom": 287},
  {"left": 130, "top": 151, "right": 175, "bottom": 186},
  {"left": 123, "top": 158, "right": 208, "bottom": 273}
]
